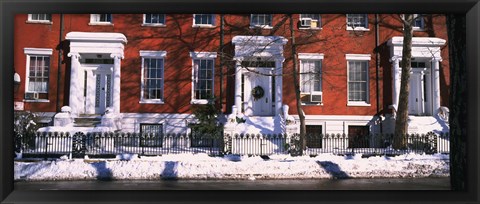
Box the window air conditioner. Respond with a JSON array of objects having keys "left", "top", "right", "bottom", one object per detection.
[
  {"left": 300, "top": 18, "right": 312, "bottom": 27},
  {"left": 25, "top": 92, "right": 39, "bottom": 100},
  {"left": 310, "top": 92, "right": 322, "bottom": 103}
]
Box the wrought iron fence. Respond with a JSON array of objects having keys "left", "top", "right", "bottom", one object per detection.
[
  {"left": 15, "top": 131, "right": 449, "bottom": 158},
  {"left": 18, "top": 132, "right": 223, "bottom": 158},
  {"left": 300, "top": 132, "right": 450, "bottom": 156}
]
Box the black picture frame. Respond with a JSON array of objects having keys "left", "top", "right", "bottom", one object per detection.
[{"left": 1, "top": 0, "right": 478, "bottom": 203}]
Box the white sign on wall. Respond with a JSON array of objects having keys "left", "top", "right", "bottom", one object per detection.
[{"left": 14, "top": 102, "right": 24, "bottom": 111}]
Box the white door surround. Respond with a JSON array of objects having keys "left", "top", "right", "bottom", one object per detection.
[
  {"left": 66, "top": 32, "right": 127, "bottom": 117},
  {"left": 231, "top": 35, "right": 287, "bottom": 117},
  {"left": 387, "top": 36, "right": 445, "bottom": 116}
]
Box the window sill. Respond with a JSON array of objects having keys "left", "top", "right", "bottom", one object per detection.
[
  {"left": 347, "top": 102, "right": 371, "bottom": 107},
  {"left": 301, "top": 103, "right": 323, "bottom": 106},
  {"left": 413, "top": 28, "right": 426, "bottom": 32},
  {"left": 192, "top": 25, "right": 216, "bottom": 28},
  {"left": 142, "top": 24, "right": 166, "bottom": 27},
  {"left": 249, "top": 25, "right": 273, "bottom": 29},
  {"left": 191, "top": 100, "right": 210, "bottom": 105},
  {"left": 88, "top": 22, "right": 114, "bottom": 26},
  {"left": 23, "top": 99, "right": 50, "bottom": 103},
  {"left": 298, "top": 27, "right": 322, "bottom": 30},
  {"left": 26, "top": 21, "right": 52, "bottom": 25},
  {"left": 139, "top": 100, "right": 165, "bottom": 104},
  {"left": 346, "top": 27, "right": 370, "bottom": 31}
]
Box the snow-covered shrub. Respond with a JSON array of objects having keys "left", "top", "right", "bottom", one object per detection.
[{"left": 14, "top": 111, "right": 40, "bottom": 153}]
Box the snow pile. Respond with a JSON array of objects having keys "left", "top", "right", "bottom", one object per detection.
[{"left": 14, "top": 153, "right": 449, "bottom": 181}]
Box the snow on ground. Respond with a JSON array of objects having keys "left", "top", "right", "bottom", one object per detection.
[{"left": 14, "top": 153, "right": 449, "bottom": 181}]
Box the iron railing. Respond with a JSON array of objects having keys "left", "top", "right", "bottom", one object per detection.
[{"left": 15, "top": 131, "right": 450, "bottom": 158}]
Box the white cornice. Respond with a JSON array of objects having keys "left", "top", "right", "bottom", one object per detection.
[{"left": 66, "top": 32, "right": 127, "bottom": 44}]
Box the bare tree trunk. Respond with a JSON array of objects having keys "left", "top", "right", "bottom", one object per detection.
[
  {"left": 289, "top": 14, "right": 306, "bottom": 155},
  {"left": 394, "top": 14, "right": 413, "bottom": 149},
  {"left": 446, "top": 14, "right": 466, "bottom": 191}
]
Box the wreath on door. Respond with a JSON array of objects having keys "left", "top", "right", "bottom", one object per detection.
[{"left": 251, "top": 86, "right": 265, "bottom": 101}]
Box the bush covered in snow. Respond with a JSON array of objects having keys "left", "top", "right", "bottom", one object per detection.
[{"left": 14, "top": 111, "right": 40, "bottom": 153}]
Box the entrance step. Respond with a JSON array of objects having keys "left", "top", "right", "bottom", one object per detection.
[
  {"left": 232, "top": 116, "right": 284, "bottom": 134},
  {"left": 74, "top": 117, "right": 102, "bottom": 127}
]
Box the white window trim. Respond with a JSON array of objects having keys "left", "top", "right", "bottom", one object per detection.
[
  {"left": 26, "top": 14, "right": 52, "bottom": 24},
  {"left": 299, "top": 53, "right": 324, "bottom": 106},
  {"left": 346, "top": 55, "right": 371, "bottom": 106},
  {"left": 249, "top": 14, "right": 273, "bottom": 29},
  {"left": 89, "top": 14, "right": 114, "bottom": 26},
  {"left": 192, "top": 14, "right": 216, "bottom": 28},
  {"left": 24, "top": 48, "right": 53, "bottom": 102},
  {"left": 190, "top": 52, "right": 217, "bottom": 104},
  {"left": 412, "top": 14, "right": 425, "bottom": 31},
  {"left": 140, "top": 50, "right": 167, "bottom": 104},
  {"left": 142, "top": 14, "right": 166, "bottom": 27},
  {"left": 346, "top": 14, "right": 369, "bottom": 31},
  {"left": 298, "top": 53, "right": 324, "bottom": 60}
]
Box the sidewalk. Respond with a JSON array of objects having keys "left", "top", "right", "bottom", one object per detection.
[{"left": 14, "top": 153, "right": 450, "bottom": 181}]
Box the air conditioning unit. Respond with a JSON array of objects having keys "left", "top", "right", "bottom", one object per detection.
[
  {"left": 310, "top": 92, "right": 322, "bottom": 103},
  {"left": 300, "top": 18, "right": 312, "bottom": 27},
  {"left": 25, "top": 92, "right": 39, "bottom": 100}
]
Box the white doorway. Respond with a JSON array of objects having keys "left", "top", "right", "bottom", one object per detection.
[
  {"left": 408, "top": 62, "right": 431, "bottom": 116},
  {"left": 82, "top": 64, "right": 113, "bottom": 115},
  {"left": 243, "top": 68, "right": 274, "bottom": 116}
]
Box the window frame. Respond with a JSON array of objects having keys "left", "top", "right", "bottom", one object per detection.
[
  {"left": 89, "top": 14, "right": 113, "bottom": 26},
  {"left": 412, "top": 14, "right": 426, "bottom": 31},
  {"left": 190, "top": 52, "right": 217, "bottom": 104},
  {"left": 192, "top": 14, "right": 216, "bottom": 27},
  {"left": 298, "top": 53, "right": 324, "bottom": 105},
  {"left": 24, "top": 48, "right": 53, "bottom": 102},
  {"left": 139, "top": 50, "right": 167, "bottom": 104},
  {"left": 250, "top": 14, "right": 273, "bottom": 29},
  {"left": 27, "top": 14, "right": 52, "bottom": 24},
  {"left": 142, "top": 14, "right": 166, "bottom": 27},
  {"left": 346, "top": 14, "right": 369, "bottom": 31},
  {"left": 299, "top": 14, "right": 322, "bottom": 29},
  {"left": 346, "top": 54, "right": 371, "bottom": 106}
]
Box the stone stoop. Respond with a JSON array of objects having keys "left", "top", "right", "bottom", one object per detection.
[{"left": 74, "top": 115, "right": 102, "bottom": 127}]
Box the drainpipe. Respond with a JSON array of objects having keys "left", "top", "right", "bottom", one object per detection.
[
  {"left": 56, "top": 13, "right": 64, "bottom": 113},
  {"left": 219, "top": 14, "right": 224, "bottom": 113},
  {"left": 375, "top": 14, "right": 383, "bottom": 133}
]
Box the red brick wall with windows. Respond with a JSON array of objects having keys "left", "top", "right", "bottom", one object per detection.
[{"left": 14, "top": 14, "right": 450, "bottom": 116}]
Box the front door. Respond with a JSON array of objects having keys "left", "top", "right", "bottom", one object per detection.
[
  {"left": 83, "top": 64, "right": 113, "bottom": 115},
  {"left": 408, "top": 71, "right": 425, "bottom": 116},
  {"left": 244, "top": 68, "right": 273, "bottom": 116}
]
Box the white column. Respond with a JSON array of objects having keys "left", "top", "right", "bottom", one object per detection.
[
  {"left": 275, "top": 58, "right": 284, "bottom": 115},
  {"left": 432, "top": 57, "right": 442, "bottom": 115},
  {"left": 111, "top": 53, "right": 124, "bottom": 115},
  {"left": 390, "top": 56, "right": 401, "bottom": 111},
  {"left": 234, "top": 58, "right": 242, "bottom": 115},
  {"left": 67, "top": 52, "right": 81, "bottom": 117}
]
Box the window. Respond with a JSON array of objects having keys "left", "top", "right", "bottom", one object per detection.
[
  {"left": 27, "top": 14, "right": 52, "bottom": 23},
  {"left": 299, "top": 14, "right": 321, "bottom": 29},
  {"left": 306, "top": 125, "right": 323, "bottom": 148},
  {"left": 90, "top": 14, "right": 112, "bottom": 25},
  {"left": 346, "top": 14, "right": 368, "bottom": 30},
  {"left": 299, "top": 53, "right": 324, "bottom": 104},
  {"left": 143, "top": 14, "right": 166, "bottom": 26},
  {"left": 346, "top": 54, "right": 371, "bottom": 105},
  {"left": 140, "top": 51, "right": 166, "bottom": 104},
  {"left": 347, "top": 125, "right": 370, "bottom": 148},
  {"left": 24, "top": 48, "right": 53, "bottom": 101},
  {"left": 413, "top": 14, "right": 425, "bottom": 30},
  {"left": 140, "top": 123, "right": 163, "bottom": 147},
  {"left": 193, "top": 14, "right": 215, "bottom": 26},
  {"left": 250, "top": 14, "right": 272, "bottom": 28},
  {"left": 190, "top": 52, "right": 217, "bottom": 104}
]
